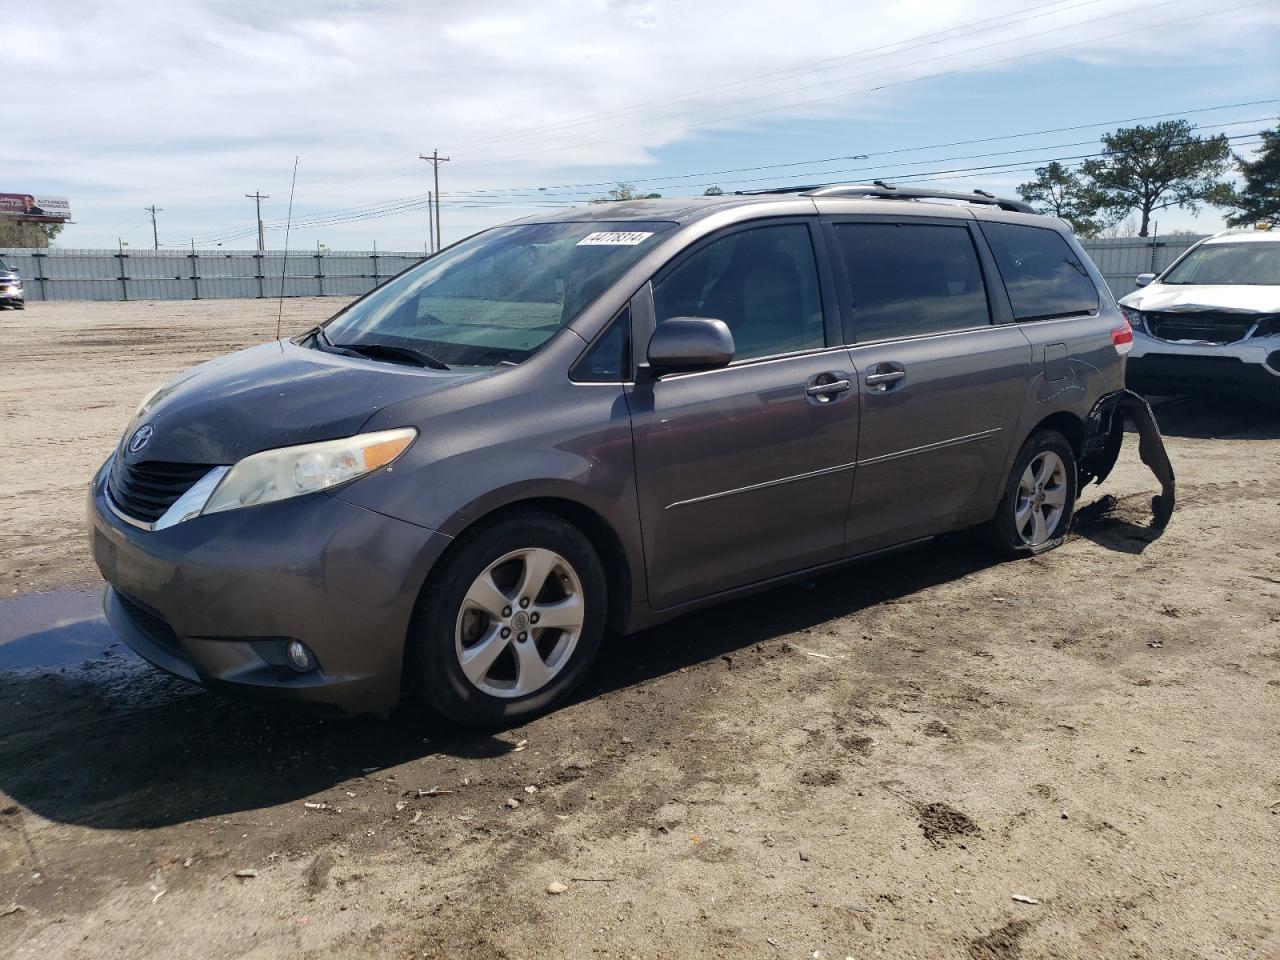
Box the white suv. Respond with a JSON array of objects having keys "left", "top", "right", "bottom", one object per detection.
[{"left": 1120, "top": 230, "right": 1280, "bottom": 399}]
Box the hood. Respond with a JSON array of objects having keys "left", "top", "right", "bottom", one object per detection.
[
  {"left": 1119, "top": 283, "right": 1280, "bottom": 313},
  {"left": 121, "top": 339, "right": 480, "bottom": 466}
]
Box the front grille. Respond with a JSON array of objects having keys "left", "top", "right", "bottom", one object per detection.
[
  {"left": 107, "top": 457, "right": 213, "bottom": 523},
  {"left": 116, "top": 592, "right": 186, "bottom": 660},
  {"left": 1144, "top": 311, "right": 1269, "bottom": 344}
]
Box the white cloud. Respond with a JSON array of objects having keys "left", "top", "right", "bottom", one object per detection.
[{"left": 7, "top": 0, "right": 1278, "bottom": 247}]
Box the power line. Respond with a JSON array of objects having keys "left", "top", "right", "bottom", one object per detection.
[
  {"left": 459, "top": 0, "right": 1264, "bottom": 166},
  {"left": 270, "top": 0, "right": 1177, "bottom": 199},
  {"left": 423, "top": 113, "right": 1277, "bottom": 201},
  {"left": 445, "top": 0, "right": 1120, "bottom": 154},
  {"left": 164, "top": 128, "right": 1264, "bottom": 246}
]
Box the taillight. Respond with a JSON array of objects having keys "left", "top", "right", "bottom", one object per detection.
[{"left": 1112, "top": 322, "right": 1134, "bottom": 356}]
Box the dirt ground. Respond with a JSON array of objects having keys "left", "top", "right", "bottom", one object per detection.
[{"left": 1, "top": 299, "right": 1278, "bottom": 960}]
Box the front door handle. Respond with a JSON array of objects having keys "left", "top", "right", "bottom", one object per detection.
[
  {"left": 865, "top": 362, "right": 906, "bottom": 391},
  {"left": 806, "top": 377, "right": 852, "bottom": 399}
]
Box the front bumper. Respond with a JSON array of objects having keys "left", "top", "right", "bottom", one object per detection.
[
  {"left": 88, "top": 462, "right": 450, "bottom": 715},
  {"left": 0, "top": 286, "right": 23, "bottom": 305},
  {"left": 1128, "top": 332, "right": 1280, "bottom": 397}
]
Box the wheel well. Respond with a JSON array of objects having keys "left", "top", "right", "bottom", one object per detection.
[
  {"left": 1028, "top": 411, "right": 1085, "bottom": 460},
  {"left": 449, "top": 497, "right": 633, "bottom": 634}
]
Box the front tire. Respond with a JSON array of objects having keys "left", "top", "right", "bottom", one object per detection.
[
  {"left": 986, "top": 430, "right": 1077, "bottom": 556},
  {"left": 409, "top": 508, "right": 607, "bottom": 727}
]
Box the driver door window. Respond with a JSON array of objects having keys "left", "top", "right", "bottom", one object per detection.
[{"left": 652, "top": 224, "right": 825, "bottom": 360}]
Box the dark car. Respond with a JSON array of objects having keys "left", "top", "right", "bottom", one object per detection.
[
  {"left": 0, "top": 256, "right": 24, "bottom": 308},
  {"left": 89, "top": 184, "right": 1161, "bottom": 726}
]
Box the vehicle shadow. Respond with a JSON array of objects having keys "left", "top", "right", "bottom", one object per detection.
[
  {"left": 0, "top": 535, "right": 994, "bottom": 831},
  {"left": 1072, "top": 493, "right": 1164, "bottom": 555}
]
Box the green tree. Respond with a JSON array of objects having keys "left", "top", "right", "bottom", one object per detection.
[
  {"left": 1223, "top": 124, "right": 1280, "bottom": 227},
  {"left": 0, "top": 220, "right": 63, "bottom": 247},
  {"left": 703, "top": 185, "right": 724, "bottom": 196},
  {"left": 1016, "top": 162, "right": 1101, "bottom": 236},
  {"left": 590, "top": 182, "right": 662, "bottom": 203},
  {"left": 1080, "top": 120, "right": 1231, "bottom": 237}
]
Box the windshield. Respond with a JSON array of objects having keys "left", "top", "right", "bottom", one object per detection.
[
  {"left": 322, "top": 220, "right": 674, "bottom": 367},
  {"left": 0, "top": 258, "right": 11, "bottom": 272},
  {"left": 1161, "top": 242, "right": 1280, "bottom": 286}
]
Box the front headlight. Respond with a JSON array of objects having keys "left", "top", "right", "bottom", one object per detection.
[
  {"left": 202, "top": 427, "right": 417, "bottom": 516},
  {"left": 1120, "top": 306, "right": 1145, "bottom": 333}
]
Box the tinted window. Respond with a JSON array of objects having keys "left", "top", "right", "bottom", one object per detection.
[
  {"left": 324, "top": 221, "right": 673, "bottom": 368},
  {"left": 652, "top": 224, "right": 824, "bottom": 361},
  {"left": 981, "top": 222, "right": 1099, "bottom": 321},
  {"left": 571, "top": 307, "right": 630, "bottom": 382},
  {"left": 833, "top": 222, "right": 990, "bottom": 341}
]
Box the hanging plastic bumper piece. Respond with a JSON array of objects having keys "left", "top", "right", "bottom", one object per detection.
[{"left": 1080, "top": 389, "right": 1176, "bottom": 530}]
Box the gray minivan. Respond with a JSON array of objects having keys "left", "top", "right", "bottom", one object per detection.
[{"left": 88, "top": 184, "right": 1162, "bottom": 726}]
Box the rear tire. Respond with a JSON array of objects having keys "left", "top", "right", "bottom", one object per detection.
[
  {"left": 408, "top": 508, "right": 607, "bottom": 727},
  {"left": 986, "top": 430, "right": 1077, "bottom": 556}
]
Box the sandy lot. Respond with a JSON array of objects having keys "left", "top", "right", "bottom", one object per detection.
[{"left": 1, "top": 299, "right": 1278, "bottom": 960}]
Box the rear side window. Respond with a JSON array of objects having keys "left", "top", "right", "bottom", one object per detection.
[
  {"left": 981, "top": 222, "right": 1099, "bottom": 321},
  {"left": 652, "top": 223, "right": 825, "bottom": 361},
  {"left": 832, "top": 222, "right": 990, "bottom": 342}
]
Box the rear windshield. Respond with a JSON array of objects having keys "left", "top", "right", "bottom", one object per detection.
[
  {"left": 1161, "top": 242, "right": 1280, "bottom": 286},
  {"left": 323, "top": 220, "right": 673, "bottom": 367}
]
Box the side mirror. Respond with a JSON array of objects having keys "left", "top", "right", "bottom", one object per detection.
[
  {"left": 646, "top": 317, "right": 735, "bottom": 374},
  {"left": 1135, "top": 273, "right": 1156, "bottom": 288}
]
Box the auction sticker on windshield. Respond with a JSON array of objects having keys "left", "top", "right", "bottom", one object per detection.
[{"left": 577, "top": 231, "right": 654, "bottom": 246}]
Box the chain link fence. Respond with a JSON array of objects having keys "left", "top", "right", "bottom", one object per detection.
[{"left": 1, "top": 236, "right": 1207, "bottom": 303}]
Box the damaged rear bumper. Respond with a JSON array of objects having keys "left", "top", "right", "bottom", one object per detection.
[{"left": 1081, "top": 389, "right": 1175, "bottom": 529}]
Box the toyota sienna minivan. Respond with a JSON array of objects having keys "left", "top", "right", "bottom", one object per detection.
[{"left": 89, "top": 184, "right": 1161, "bottom": 726}]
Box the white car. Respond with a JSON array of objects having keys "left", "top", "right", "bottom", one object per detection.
[
  {"left": 0, "top": 256, "right": 24, "bottom": 309},
  {"left": 1119, "top": 230, "right": 1279, "bottom": 399}
]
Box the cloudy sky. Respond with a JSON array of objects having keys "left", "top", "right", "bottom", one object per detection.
[{"left": 9, "top": 0, "right": 1279, "bottom": 250}]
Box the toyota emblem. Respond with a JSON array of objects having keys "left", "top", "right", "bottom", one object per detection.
[{"left": 128, "top": 423, "right": 154, "bottom": 455}]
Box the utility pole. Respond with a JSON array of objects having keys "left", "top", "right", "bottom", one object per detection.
[
  {"left": 145, "top": 204, "right": 163, "bottom": 250},
  {"left": 245, "top": 191, "right": 270, "bottom": 253},
  {"left": 427, "top": 191, "right": 434, "bottom": 254},
  {"left": 418, "top": 150, "right": 450, "bottom": 251}
]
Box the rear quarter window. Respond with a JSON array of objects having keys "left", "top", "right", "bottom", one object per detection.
[{"left": 981, "top": 222, "right": 1099, "bottom": 321}]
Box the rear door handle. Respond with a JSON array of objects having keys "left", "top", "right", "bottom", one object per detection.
[{"left": 865, "top": 363, "right": 906, "bottom": 391}]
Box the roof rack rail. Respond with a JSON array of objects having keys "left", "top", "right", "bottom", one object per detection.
[{"left": 734, "top": 181, "right": 1036, "bottom": 214}]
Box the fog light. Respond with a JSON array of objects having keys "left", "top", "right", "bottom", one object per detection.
[{"left": 285, "top": 640, "right": 316, "bottom": 672}]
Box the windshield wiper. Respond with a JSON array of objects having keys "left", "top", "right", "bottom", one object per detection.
[
  {"left": 318, "top": 329, "right": 450, "bottom": 370},
  {"left": 337, "top": 342, "right": 451, "bottom": 370}
]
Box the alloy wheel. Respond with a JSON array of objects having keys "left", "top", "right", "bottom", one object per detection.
[
  {"left": 1014, "top": 450, "right": 1068, "bottom": 546},
  {"left": 454, "top": 547, "right": 586, "bottom": 698}
]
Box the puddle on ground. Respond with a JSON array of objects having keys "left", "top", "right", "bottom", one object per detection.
[{"left": 0, "top": 586, "right": 123, "bottom": 671}]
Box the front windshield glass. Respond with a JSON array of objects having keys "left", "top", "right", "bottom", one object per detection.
[
  {"left": 1161, "top": 242, "right": 1280, "bottom": 286},
  {"left": 323, "top": 220, "right": 674, "bottom": 367},
  {"left": 0, "top": 258, "right": 10, "bottom": 272}
]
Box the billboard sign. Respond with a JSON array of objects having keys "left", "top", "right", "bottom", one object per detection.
[{"left": 0, "top": 193, "right": 71, "bottom": 223}]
